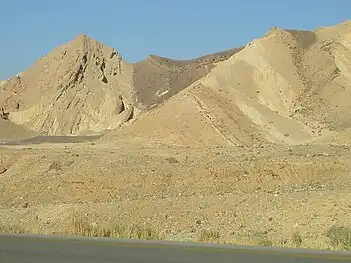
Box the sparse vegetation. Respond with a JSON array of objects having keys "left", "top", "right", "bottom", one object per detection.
[
  {"left": 325, "top": 225, "right": 351, "bottom": 250},
  {"left": 67, "top": 219, "right": 162, "bottom": 240},
  {"left": 1, "top": 219, "right": 351, "bottom": 252},
  {"left": 198, "top": 229, "right": 221, "bottom": 243},
  {"left": 291, "top": 232, "right": 303, "bottom": 247},
  {"left": 0, "top": 224, "right": 26, "bottom": 234},
  {"left": 257, "top": 238, "right": 274, "bottom": 247}
]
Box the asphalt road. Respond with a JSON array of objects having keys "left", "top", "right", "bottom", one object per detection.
[{"left": 1, "top": 234, "right": 351, "bottom": 263}]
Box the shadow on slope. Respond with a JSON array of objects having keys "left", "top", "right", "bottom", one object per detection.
[{"left": 133, "top": 47, "right": 244, "bottom": 109}]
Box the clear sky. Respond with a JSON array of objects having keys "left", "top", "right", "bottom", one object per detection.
[{"left": 0, "top": 0, "right": 350, "bottom": 79}]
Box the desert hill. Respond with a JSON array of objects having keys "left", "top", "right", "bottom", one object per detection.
[
  {"left": 0, "top": 34, "right": 136, "bottom": 136},
  {"left": 104, "top": 20, "right": 351, "bottom": 146}
]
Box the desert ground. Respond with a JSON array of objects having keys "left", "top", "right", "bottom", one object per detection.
[{"left": 1, "top": 20, "right": 351, "bottom": 250}]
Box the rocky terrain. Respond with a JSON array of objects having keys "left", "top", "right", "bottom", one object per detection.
[{"left": 1, "top": 20, "right": 351, "bottom": 250}]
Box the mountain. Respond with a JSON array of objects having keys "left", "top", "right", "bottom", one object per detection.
[
  {"left": 2, "top": 20, "right": 351, "bottom": 145},
  {"left": 0, "top": 34, "right": 136, "bottom": 135},
  {"left": 104, "top": 20, "right": 351, "bottom": 146}
]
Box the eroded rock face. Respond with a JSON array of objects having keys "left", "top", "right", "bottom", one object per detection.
[{"left": 0, "top": 34, "right": 136, "bottom": 135}]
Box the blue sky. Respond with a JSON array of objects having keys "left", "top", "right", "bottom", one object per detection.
[{"left": 0, "top": 0, "right": 350, "bottom": 79}]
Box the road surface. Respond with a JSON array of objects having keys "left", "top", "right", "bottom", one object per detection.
[{"left": 1, "top": 234, "right": 351, "bottom": 263}]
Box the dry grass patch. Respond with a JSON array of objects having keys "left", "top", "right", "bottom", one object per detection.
[
  {"left": 67, "top": 219, "right": 162, "bottom": 240},
  {"left": 325, "top": 225, "right": 351, "bottom": 250},
  {"left": 291, "top": 232, "right": 303, "bottom": 247},
  {"left": 197, "top": 229, "right": 221, "bottom": 243},
  {"left": 0, "top": 224, "right": 26, "bottom": 234}
]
